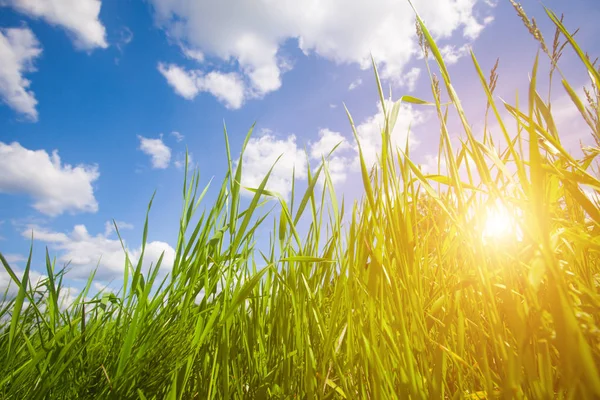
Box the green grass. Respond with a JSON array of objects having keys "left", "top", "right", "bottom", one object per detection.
[{"left": 2, "top": 3, "right": 600, "bottom": 399}]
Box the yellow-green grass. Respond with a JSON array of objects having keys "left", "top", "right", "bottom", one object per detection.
[{"left": 1, "top": 3, "right": 600, "bottom": 399}]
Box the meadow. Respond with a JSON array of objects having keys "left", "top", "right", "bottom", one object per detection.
[{"left": 1, "top": 3, "right": 600, "bottom": 399}]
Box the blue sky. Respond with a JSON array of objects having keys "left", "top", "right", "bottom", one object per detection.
[{"left": 1, "top": 0, "right": 599, "bottom": 297}]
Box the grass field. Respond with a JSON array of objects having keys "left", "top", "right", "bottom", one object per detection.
[{"left": 1, "top": 3, "right": 600, "bottom": 399}]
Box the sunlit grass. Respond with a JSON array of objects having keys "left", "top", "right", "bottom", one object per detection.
[{"left": 1, "top": 2, "right": 600, "bottom": 399}]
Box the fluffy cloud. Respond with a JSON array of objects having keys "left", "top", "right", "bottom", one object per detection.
[
  {"left": 419, "top": 154, "right": 446, "bottom": 175},
  {"left": 240, "top": 100, "right": 426, "bottom": 194},
  {"left": 439, "top": 44, "right": 471, "bottom": 65},
  {"left": 170, "top": 131, "right": 184, "bottom": 142},
  {"left": 310, "top": 102, "right": 427, "bottom": 185},
  {"left": 157, "top": 63, "right": 199, "bottom": 99},
  {"left": 354, "top": 101, "right": 427, "bottom": 167},
  {"left": 158, "top": 63, "right": 246, "bottom": 109},
  {"left": 138, "top": 134, "right": 172, "bottom": 169},
  {"left": 403, "top": 67, "right": 421, "bottom": 92},
  {"left": 0, "top": 264, "right": 83, "bottom": 310},
  {"left": 0, "top": 266, "right": 45, "bottom": 299},
  {"left": 182, "top": 47, "right": 204, "bottom": 62},
  {"left": 150, "top": 0, "right": 494, "bottom": 103},
  {"left": 0, "top": 27, "right": 42, "bottom": 120},
  {"left": 0, "top": 142, "right": 99, "bottom": 216},
  {"left": 310, "top": 129, "right": 351, "bottom": 159},
  {"left": 309, "top": 129, "right": 354, "bottom": 185},
  {"left": 240, "top": 131, "right": 307, "bottom": 200},
  {"left": 22, "top": 223, "right": 176, "bottom": 280},
  {"left": 348, "top": 78, "right": 362, "bottom": 91},
  {"left": 1, "top": 0, "right": 108, "bottom": 50}
]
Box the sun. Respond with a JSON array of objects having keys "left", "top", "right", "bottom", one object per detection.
[{"left": 481, "top": 200, "right": 523, "bottom": 242}]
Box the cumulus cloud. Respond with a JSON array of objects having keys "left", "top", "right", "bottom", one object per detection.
[
  {"left": 138, "top": 134, "right": 172, "bottom": 169},
  {"left": 0, "top": 27, "right": 42, "bottom": 120},
  {"left": 309, "top": 129, "right": 354, "bottom": 185},
  {"left": 354, "top": 100, "right": 426, "bottom": 167},
  {"left": 240, "top": 99, "right": 426, "bottom": 194},
  {"left": 439, "top": 44, "right": 471, "bottom": 65},
  {"left": 1, "top": 0, "right": 108, "bottom": 50},
  {"left": 0, "top": 142, "right": 99, "bottom": 216},
  {"left": 240, "top": 131, "right": 307, "bottom": 200},
  {"left": 0, "top": 264, "right": 84, "bottom": 310},
  {"left": 150, "top": 0, "right": 494, "bottom": 103},
  {"left": 402, "top": 67, "right": 421, "bottom": 92},
  {"left": 22, "top": 223, "right": 176, "bottom": 280},
  {"left": 158, "top": 63, "right": 246, "bottom": 109},
  {"left": 310, "top": 129, "right": 351, "bottom": 159},
  {"left": 157, "top": 63, "right": 198, "bottom": 99},
  {"left": 0, "top": 266, "right": 45, "bottom": 298}
]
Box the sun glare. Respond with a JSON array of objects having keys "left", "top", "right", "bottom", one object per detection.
[{"left": 481, "top": 200, "right": 523, "bottom": 242}]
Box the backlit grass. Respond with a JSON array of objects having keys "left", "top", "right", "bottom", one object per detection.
[{"left": 2, "top": 3, "right": 600, "bottom": 399}]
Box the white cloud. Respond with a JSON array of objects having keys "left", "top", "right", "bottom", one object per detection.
[
  {"left": 158, "top": 63, "right": 246, "bottom": 109},
  {"left": 0, "top": 264, "right": 83, "bottom": 310},
  {"left": 157, "top": 63, "right": 198, "bottom": 99},
  {"left": 0, "top": 27, "right": 42, "bottom": 120},
  {"left": 239, "top": 100, "right": 427, "bottom": 193},
  {"left": 240, "top": 132, "right": 307, "bottom": 200},
  {"left": 103, "top": 220, "right": 133, "bottom": 237},
  {"left": 2, "top": 0, "right": 108, "bottom": 50},
  {"left": 311, "top": 103, "right": 427, "bottom": 185},
  {"left": 310, "top": 128, "right": 351, "bottom": 159},
  {"left": 174, "top": 152, "right": 193, "bottom": 169},
  {"left": 0, "top": 142, "right": 99, "bottom": 216},
  {"left": 440, "top": 43, "right": 471, "bottom": 65},
  {"left": 329, "top": 104, "right": 337, "bottom": 109},
  {"left": 354, "top": 100, "right": 427, "bottom": 167},
  {"left": 402, "top": 67, "right": 421, "bottom": 92},
  {"left": 22, "top": 223, "right": 176, "bottom": 280},
  {"left": 3, "top": 253, "right": 26, "bottom": 263},
  {"left": 419, "top": 154, "right": 446, "bottom": 175},
  {"left": 0, "top": 266, "right": 45, "bottom": 298},
  {"left": 182, "top": 46, "right": 204, "bottom": 62},
  {"left": 199, "top": 71, "right": 245, "bottom": 109},
  {"left": 320, "top": 155, "right": 352, "bottom": 185},
  {"left": 93, "top": 281, "right": 117, "bottom": 295},
  {"left": 138, "top": 135, "right": 172, "bottom": 169},
  {"left": 171, "top": 131, "right": 184, "bottom": 142},
  {"left": 309, "top": 129, "right": 354, "bottom": 185},
  {"left": 348, "top": 78, "right": 362, "bottom": 91},
  {"left": 149, "top": 0, "right": 494, "bottom": 97}
]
